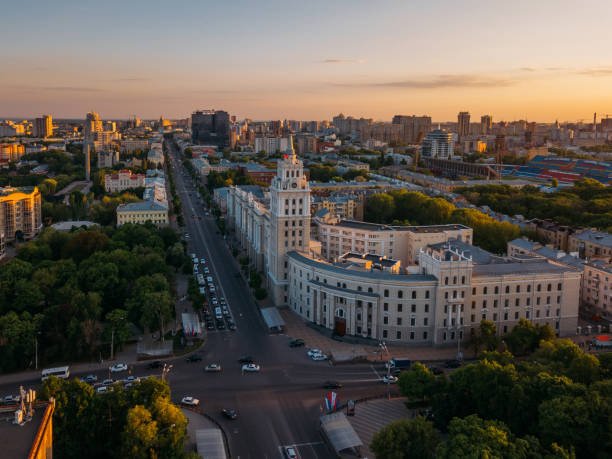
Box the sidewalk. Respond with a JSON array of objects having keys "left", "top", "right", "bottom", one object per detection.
[{"left": 279, "top": 308, "right": 461, "bottom": 363}]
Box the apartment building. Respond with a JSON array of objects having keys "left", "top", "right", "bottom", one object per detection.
[
  {"left": 582, "top": 260, "right": 612, "bottom": 320},
  {"left": 0, "top": 186, "right": 43, "bottom": 241},
  {"left": 0, "top": 143, "right": 25, "bottom": 162},
  {"left": 120, "top": 138, "right": 149, "bottom": 153},
  {"left": 311, "top": 196, "right": 363, "bottom": 220},
  {"left": 569, "top": 229, "right": 612, "bottom": 261},
  {"left": 525, "top": 219, "right": 574, "bottom": 252},
  {"left": 104, "top": 169, "right": 145, "bottom": 192},
  {"left": 116, "top": 201, "right": 169, "bottom": 225}
]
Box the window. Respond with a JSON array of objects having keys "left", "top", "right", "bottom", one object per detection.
[
  {"left": 515, "top": 298, "right": 520, "bottom": 307},
  {"left": 515, "top": 311, "right": 519, "bottom": 319},
  {"left": 453, "top": 276, "right": 457, "bottom": 284},
  {"left": 384, "top": 289, "right": 389, "bottom": 297},
  {"left": 397, "top": 304, "right": 403, "bottom": 313},
  {"left": 504, "top": 299, "right": 509, "bottom": 307},
  {"left": 537, "top": 297, "right": 541, "bottom": 305},
  {"left": 483, "top": 300, "right": 487, "bottom": 308},
  {"left": 482, "top": 313, "right": 487, "bottom": 320},
  {"left": 410, "top": 332, "right": 415, "bottom": 340},
  {"left": 424, "top": 318, "right": 428, "bottom": 326},
  {"left": 383, "top": 303, "right": 388, "bottom": 312},
  {"left": 412, "top": 291, "right": 417, "bottom": 299},
  {"left": 383, "top": 316, "right": 388, "bottom": 325},
  {"left": 462, "top": 276, "right": 466, "bottom": 284},
  {"left": 557, "top": 296, "right": 561, "bottom": 304},
  {"left": 444, "top": 305, "right": 448, "bottom": 314},
  {"left": 410, "top": 317, "right": 415, "bottom": 326},
  {"left": 471, "top": 301, "right": 476, "bottom": 309},
  {"left": 411, "top": 304, "right": 416, "bottom": 313},
  {"left": 526, "top": 311, "right": 530, "bottom": 319},
  {"left": 494, "top": 300, "right": 498, "bottom": 308},
  {"left": 445, "top": 292, "right": 448, "bottom": 299},
  {"left": 537, "top": 284, "right": 541, "bottom": 292},
  {"left": 536, "top": 310, "right": 540, "bottom": 318},
  {"left": 383, "top": 330, "right": 388, "bottom": 338},
  {"left": 526, "top": 298, "right": 531, "bottom": 306},
  {"left": 398, "top": 290, "right": 403, "bottom": 298},
  {"left": 472, "top": 287, "right": 476, "bottom": 295},
  {"left": 504, "top": 312, "right": 508, "bottom": 320},
  {"left": 547, "top": 284, "right": 552, "bottom": 292},
  {"left": 471, "top": 314, "right": 475, "bottom": 322},
  {"left": 516, "top": 285, "right": 521, "bottom": 293},
  {"left": 425, "top": 291, "right": 430, "bottom": 299},
  {"left": 445, "top": 277, "right": 449, "bottom": 285},
  {"left": 546, "top": 296, "right": 550, "bottom": 304},
  {"left": 493, "top": 313, "right": 498, "bottom": 321},
  {"left": 484, "top": 287, "right": 488, "bottom": 295},
  {"left": 423, "top": 331, "right": 428, "bottom": 340},
  {"left": 443, "top": 332, "right": 447, "bottom": 341},
  {"left": 557, "top": 283, "right": 562, "bottom": 291},
  {"left": 424, "top": 304, "right": 429, "bottom": 313},
  {"left": 505, "top": 286, "right": 510, "bottom": 294},
  {"left": 527, "top": 285, "right": 531, "bottom": 292},
  {"left": 396, "top": 331, "right": 401, "bottom": 340}
]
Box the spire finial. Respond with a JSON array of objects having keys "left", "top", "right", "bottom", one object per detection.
[{"left": 286, "top": 134, "right": 295, "bottom": 158}]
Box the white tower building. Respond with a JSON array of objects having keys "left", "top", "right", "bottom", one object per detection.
[{"left": 268, "top": 136, "right": 311, "bottom": 305}]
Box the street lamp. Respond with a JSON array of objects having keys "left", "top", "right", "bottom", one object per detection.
[
  {"left": 34, "top": 331, "right": 41, "bottom": 370},
  {"left": 379, "top": 341, "right": 391, "bottom": 400}
]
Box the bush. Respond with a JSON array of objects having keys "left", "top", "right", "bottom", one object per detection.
[{"left": 254, "top": 288, "right": 267, "bottom": 300}]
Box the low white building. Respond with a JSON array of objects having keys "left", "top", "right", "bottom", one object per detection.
[{"left": 104, "top": 169, "right": 145, "bottom": 192}]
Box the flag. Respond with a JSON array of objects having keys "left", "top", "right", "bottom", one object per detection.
[{"left": 325, "top": 392, "right": 339, "bottom": 412}]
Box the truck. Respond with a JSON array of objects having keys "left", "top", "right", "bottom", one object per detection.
[{"left": 385, "top": 359, "right": 411, "bottom": 370}]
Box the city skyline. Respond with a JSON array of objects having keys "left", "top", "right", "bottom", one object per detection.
[{"left": 2, "top": 0, "right": 612, "bottom": 121}]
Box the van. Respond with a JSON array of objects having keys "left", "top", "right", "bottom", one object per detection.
[{"left": 215, "top": 307, "right": 223, "bottom": 320}]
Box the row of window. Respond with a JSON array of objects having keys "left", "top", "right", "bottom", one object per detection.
[
  {"left": 473, "top": 296, "right": 561, "bottom": 308},
  {"left": 473, "top": 283, "right": 563, "bottom": 295}
]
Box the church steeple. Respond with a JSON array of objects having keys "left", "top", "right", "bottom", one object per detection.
[{"left": 286, "top": 134, "right": 296, "bottom": 158}]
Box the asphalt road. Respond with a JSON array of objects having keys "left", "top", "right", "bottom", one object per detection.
[{"left": 0, "top": 142, "right": 399, "bottom": 459}]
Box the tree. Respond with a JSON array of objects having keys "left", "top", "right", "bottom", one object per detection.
[
  {"left": 370, "top": 417, "right": 440, "bottom": 459},
  {"left": 121, "top": 405, "right": 158, "bottom": 459},
  {"left": 398, "top": 362, "right": 439, "bottom": 404},
  {"left": 104, "top": 309, "right": 132, "bottom": 354},
  {"left": 366, "top": 193, "right": 395, "bottom": 223},
  {"left": 505, "top": 318, "right": 554, "bottom": 356},
  {"left": 141, "top": 291, "right": 174, "bottom": 340},
  {"left": 166, "top": 242, "right": 185, "bottom": 272},
  {"left": 254, "top": 288, "right": 267, "bottom": 300}
]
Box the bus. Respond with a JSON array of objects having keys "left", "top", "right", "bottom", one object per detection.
[{"left": 41, "top": 366, "right": 70, "bottom": 381}]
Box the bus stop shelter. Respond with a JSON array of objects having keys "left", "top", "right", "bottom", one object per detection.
[
  {"left": 320, "top": 411, "right": 363, "bottom": 457},
  {"left": 260, "top": 307, "right": 285, "bottom": 333}
]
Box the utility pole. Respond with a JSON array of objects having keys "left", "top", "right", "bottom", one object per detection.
[{"left": 35, "top": 336, "right": 38, "bottom": 370}]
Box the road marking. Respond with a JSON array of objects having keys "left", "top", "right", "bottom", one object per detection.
[{"left": 370, "top": 364, "right": 381, "bottom": 379}]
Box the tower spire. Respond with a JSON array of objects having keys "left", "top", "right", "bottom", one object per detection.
[{"left": 286, "top": 134, "right": 295, "bottom": 158}]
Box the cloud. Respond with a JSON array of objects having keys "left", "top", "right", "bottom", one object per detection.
[
  {"left": 333, "top": 74, "right": 516, "bottom": 89},
  {"left": 321, "top": 58, "right": 366, "bottom": 64},
  {"left": 576, "top": 67, "right": 612, "bottom": 76},
  {"left": 111, "top": 77, "right": 151, "bottom": 82},
  {"left": 42, "top": 86, "right": 105, "bottom": 92},
  {"left": 520, "top": 67, "right": 536, "bottom": 72}
]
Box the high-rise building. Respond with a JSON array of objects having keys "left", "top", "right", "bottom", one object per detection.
[
  {"left": 0, "top": 186, "right": 42, "bottom": 241},
  {"left": 392, "top": 115, "right": 433, "bottom": 143},
  {"left": 421, "top": 129, "right": 454, "bottom": 159},
  {"left": 34, "top": 115, "right": 53, "bottom": 138},
  {"left": 480, "top": 115, "right": 492, "bottom": 135},
  {"left": 457, "top": 111, "right": 470, "bottom": 138},
  {"left": 191, "top": 110, "right": 230, "bottom": 148},
  {"left": 268, "top": 136, "right": 310, "bottom": 305}
]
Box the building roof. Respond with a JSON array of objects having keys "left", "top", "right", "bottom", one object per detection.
[
  {"left": 51, "top": 220, "right": 97, "bottom": 231},
  {"left": 572, "top": 229, "right": 612, "bottom": 248},
  {"left": 288, "top": 251, "right": 437, "bottom": 283},
  {"left": 508, "top": 238, "right": 537, "bottom": 251},
  {"left": 0, "top": 401, "right": 54, "bottom": 459},
  {"left": 195, "top": 429, "right": 226, "bottom": 459},
  {"left": 260, "top": 307, "right": 285, "bottom": 330},
  {"left": 335, "top": 219, "right": 391, "bottom": 231},
  {"left": 116, "top": 201, "right": 168, "bottom": 212},
  {"left": 320, "top": 412, "right": 363, "bottom": 453},
  {"left": 236, "top": 185, "right": 265, "bottom": 199},
  {"left": 391, "top": 224, "right": 471, "bottom": 233}
]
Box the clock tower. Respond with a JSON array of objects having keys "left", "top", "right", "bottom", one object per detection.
[{"left": 268, "top": 136, "right": 311, "bottom": 305}]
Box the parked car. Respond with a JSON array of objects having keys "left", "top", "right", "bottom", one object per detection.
[
  {"left": 85, "top": 374, "right": 98, "bottom": 384},
  {"left": 216, "top": 321, "right": 225, "bottom": 330},
  {"left": 307, "top": 349, "right": 323, "bottom": 357},
  {"left": 444, "top": 359, "right": 463, "bottom": 369},
  {"left": 289, "top": 339, "right": 305, "bottom": 347},
  {"left": 312, "top": 354, "right": 328, "bottom": 361},
  {"left": 238, "top": 356, "right": 253, "bottom": 364},
  {"left": 227, "top": 321, "right": 237, "bottom": 331},
  {"left": 102, "top": 378, "right": 114, "bottom": 385},
  {"left": 181, "top": 396, "right": 200, "bottom": 407},
  {"left": 242, "top": 363, "right": 260, "bottom": 372},
  {"left": 186, "top": 354, "right": 202, "bottom": 363},
  {"left": 110, "top": 363, "right": 128, "bottom": 373},
  {"left": 205, "top": 364, "right": 222, "bottom": 372},
  {"left": 284, "top": 446, "right": 298, "bottom": 459},
  {"left": 126, "top": 375, "right": 139, "bottom": 383},
  {"left": 382, "top": 375, "right": 398, "bottom": 384},
  {"left": 323, "top": 381, "right": 342, "bottom": 389},
  {"left": 206, "top": 322, "right": 215, "bottom": 330},
  {"left": 221, "top": 408, "right": 238, "bottom": 420},
  {"left": 97, "top": 386, "right": 108, "bottom": 394}
]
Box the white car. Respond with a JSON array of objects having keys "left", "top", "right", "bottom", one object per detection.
[
  {"left": 204, "top": 267, "right": 210, "bottom": 274},
  {"left": 181, "top": 396, "right": 200, "bottom": 407},
  {"left": 205, "top": 364, "right": 222, "bottom": 372},
  {"left": 209, "top": 286, "right": 216, "bottom": 293},
  {"left": 102, "top": 378, "right": 114, "bottom": 385},
  {"left": 312, "top": 354, "right": 328, "bottom": 361},
  {"left": 110, "top": 363, "right": 128, "bottom": 373},
  {"left": 382, "top": 375, "right": 399, "bottom": 384},
  {"left": 242, "top": 364, "right": 260, "bottom": 372},
  {"left": 307, "top": 349, "right": 323, "bottom": 357},
  {"left": 194, "top": 258, "right": 199, "bottom": 264},
  {"left": 97, "top": 386, "right": 108, "bottom": 394}
]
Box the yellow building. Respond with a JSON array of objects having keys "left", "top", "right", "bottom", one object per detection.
[
  {"left": 0, "top": 186, "right": 42, "bottom": 240},
  {"left": 116, "top": 201, "right": 169, "bottom": 225}
]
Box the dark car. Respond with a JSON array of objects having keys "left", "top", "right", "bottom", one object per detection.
[
  {"left": 390, "top": 368, "right": 403, "bottom": 376},
  {"left": 216, "top": 321, "right": 225, "bottom": 330},
  {"left": 289, "top": 339, "right": 305, "bottom": 348},
  {"left": 186, "top": 354, "right": 202, "bottom": 363},
  {"left": 221, "top": 408, "right": 238, "bottom": 420},
  {"left": 323, "top": 381, "right": 342, "bottom": 389},
  {"left": 238, "top": 356, "right": 253, "bottom": 364},
  {"left": 206, "top": 321, "right": 215, "bottom": 330},
  {"left": 147, "top": 360, "right": 162, "bottom": 369},
  {"left": 444, "top": 359, "right": 463, "bottom": 369},
  {"left": 228, "top": 322, "right": 237, "bottom": 331}
]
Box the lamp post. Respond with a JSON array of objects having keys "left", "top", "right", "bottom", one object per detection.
[
  {"left": 379, "top": 341, "right": 391, "bottom": 400},
  {"left": 34, "top": 331, "right": 41, "bottom": 370}
]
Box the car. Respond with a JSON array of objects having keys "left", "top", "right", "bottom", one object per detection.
[
  {"left": 323, "top": 381, "right": 342, "bottom": 389},
  {"left": 194, "top": 258, "right": 199, "bottom": 264},
  {"left": 102, "top": 378, "right": 114, "bottom": 385},
  {"left": 222, "top": 306, "right": 230, "bottom": 316},
  {"left": 307, "top": 349, "right": 323, "bottom": 357},
  {"left": 205, "top": 364, "right": 222, "bottom": 372},
  {"left": 200, "top": 258, "right": 206, "bottom": 264},
  {"left": 97, "top": 386, "right": 108, "bottom": 394},
  {"left": 207, "top": 322, "right": 215, "bottom": 330},
  {"left": 85, "top": 374, "right": 98, "bottom": 384},
  {"left": 147, "top": 360, "right": 162, "bottom": 369},
  {"left": 444, "top": 359, "right": 463, "bottom": 369},
  {"left": 209, "top": 286, "right": 216, "bottom": 293},
  {"left": 221, "top": 408, "right": 238, "bottom": 420},
  {"left": 382, "top": 375, "right": 399, "bottom": 384},
  {"left": 242, "top": 363, "right": 260, "bottom": 372},
  {"left": 390, "top": 368, "right": 403, "bottom": 377},
  {"left": 126, "top": 375, "right": 140, "bottom": 383},
  {"left": 186, "top": 354, "right": 202, "bottom": 363},
  {"left": 110, "top": 363, "right": 128, "bottom": 373},
  {"left": 228, "top": 322, "right": 237, "bottom": 331},
  {"left": 2, "top": 395, "right": 19, "bottom": 404},
  {"left": 238, "top": 356, "right": 253, "bottom": 364},
  {"left": 181, "top": 396, "right": 200, "bottom": 407},
  {"left": 216, "top": 321, "right": 225, "bottom": 330},
  {"left": 193, "top": 264, "right": 199, "bottom": 272},
  {"left": 312, "top": 354, "right": 328, "bottom": 361},
  {"left": 190, "top": 253, "right": 196, "bottom": 259},
  {"left": 289, "top": 339, "right": 305, "bottom": 347},
  {"left": 284, "top": 446, "right": 298, "bottom": 459},
  {"left": 220, "top": 297, "right": 226, "bottom": 304},
  {"left": 204, "top": 267, "right": 210, "bottom": 274}
]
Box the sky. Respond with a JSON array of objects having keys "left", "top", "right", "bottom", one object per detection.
[{"left": 2, "top": 0, "right": 612, "bottom": 122}]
